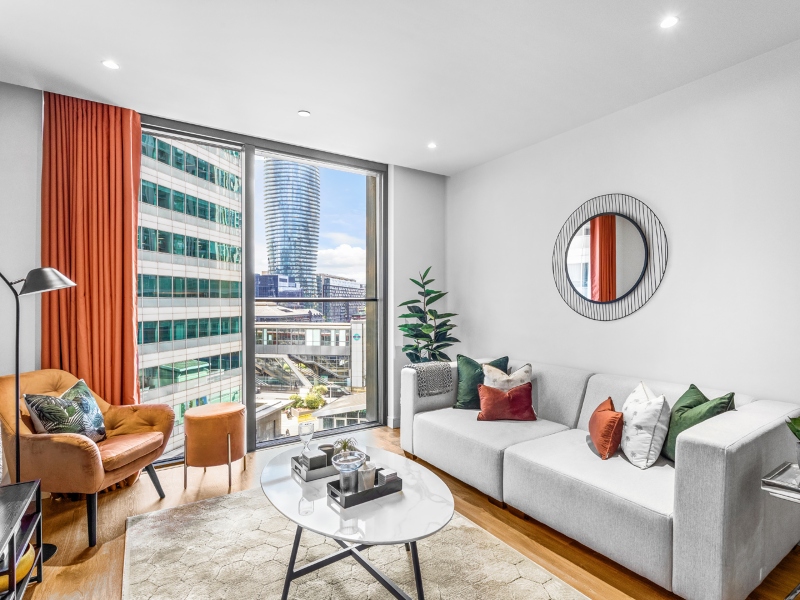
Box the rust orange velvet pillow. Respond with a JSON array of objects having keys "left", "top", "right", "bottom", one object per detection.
[
  {"left": 477, "top": 382, "right": 536, "bottom": 421},
  {"left": 588, "top": 397, "right": 623, "bottom": 459}
]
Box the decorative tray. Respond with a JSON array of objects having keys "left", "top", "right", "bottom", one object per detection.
[
  {"left": 291, "top": 452, "right": 371, "bottom": 482},
  {"left": 327, "top": 468, "right": 402, "bottom": 508}
]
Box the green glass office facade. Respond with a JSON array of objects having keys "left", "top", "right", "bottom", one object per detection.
[{"left": 138, "top": 132, "right": 243, "bottom": 459}]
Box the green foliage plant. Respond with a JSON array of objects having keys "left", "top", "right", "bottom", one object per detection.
[
  {"left": 398, "top": 267, "right": 459, "bottom": 363},
  {"left": 787, "top": 416, "right": 800, "bottom": 441}
]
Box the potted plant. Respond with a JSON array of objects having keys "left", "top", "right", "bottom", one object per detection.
[
  {"left": 398, "top": 267, "right": 460, "bottom": 362},
  {"left": 787, "top": 417, "right": 800, "bottom": 466}
]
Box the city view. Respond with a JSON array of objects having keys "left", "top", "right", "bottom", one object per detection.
[
  {"left": 252, "top": 154, "right": 370, "bottom": 444},
  {"left": 137, "top": 134, "right": 370, "bottom": 457}
]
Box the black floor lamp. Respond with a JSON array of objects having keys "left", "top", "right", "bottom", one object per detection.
[{"left": 0, "top": 267, "right": 76, "bottom": 561}]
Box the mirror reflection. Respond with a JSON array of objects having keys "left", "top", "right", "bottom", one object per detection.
[{"left": 566, "top": 214, "right": 647, "bottom": 303}]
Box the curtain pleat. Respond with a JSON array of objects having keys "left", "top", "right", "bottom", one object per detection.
[
  {"left": 590, "top": 215, "right": 617, "bottom": 303},
  {"left": 41, "top": 93, "right": 141, "bottom": 405}
]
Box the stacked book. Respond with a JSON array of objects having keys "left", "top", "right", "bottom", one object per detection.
[{"left": 762, "top": 462, "right": 800, "bottom": 505}]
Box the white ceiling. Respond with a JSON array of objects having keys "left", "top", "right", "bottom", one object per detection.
[{"left": 1, "top": 1, "right": 799, "bottom": 175}]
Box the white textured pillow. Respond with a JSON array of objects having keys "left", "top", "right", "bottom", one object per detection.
[
  {"left": 620, "top": 382, "right": 670, "bottom": 469},
  {"left": 483, "top": 364, "right": 532, "bottom": 391}
]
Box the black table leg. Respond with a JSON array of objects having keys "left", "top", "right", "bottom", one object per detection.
[
  {"left": 281, "top": 525, "right": 303, "bottom": 600},
  {"left": 404, "top": 542, "right": 411, "bottom": 552},
  {"left": 410, "top": 541, "right": 425, "bottom": 600},
  {"left": 786, "top": 581, "right": 800, "bottom": 600}
]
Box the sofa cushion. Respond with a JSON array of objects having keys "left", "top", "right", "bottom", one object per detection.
[
  {"left": 620, "top": 382, "right": 671, "bottom": 469},
  {"left": 588, "top": 397, "right": 623, "bottom": 459},
  {"left": 477, "top": 382, "right": 536, "bottom": 421},
  {"left": 503, "top": 429, "right": 675, "bottom": 590},
  {"left": 504, "top": 360, "right": 593, "bottom": 429},
  {"left": 413, "top": 407, "right": 568, "bottom": 500},
  {"left": 483, "top": 363, "right": 532, "bottom": 391},
  {"left": 662, "top": 384, "right": 735, "bottom": 462},
  {"left": 97, "top": 431, "right": 164, "bottom": 471},
  {"left": 454, "top": 355, "right": 508, "bottom": 410},
  {"left": 577, "top": 373, "right": 755, "bottom": 432}
]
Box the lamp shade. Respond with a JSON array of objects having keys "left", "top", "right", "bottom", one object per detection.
[{"left": 19, "top": 267, "right": 76, "bottom": 296}]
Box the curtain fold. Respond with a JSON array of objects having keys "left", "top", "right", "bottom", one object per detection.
[
  {"left": 41, "top": 93, "right": 141, "bottom": 406},
  {"left": 590, "top": 215, "right": 617, "bottom": 302}
]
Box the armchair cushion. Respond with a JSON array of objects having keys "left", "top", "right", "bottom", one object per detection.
[
  {"left": 98, "top": 432, "right": 164, "bottom": 471},
  {"left": 24, "top": 379, "right": 107, "bottom": 442}
]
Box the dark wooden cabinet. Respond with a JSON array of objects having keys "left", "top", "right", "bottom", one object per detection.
[{"left": 0, "top": 481, "right": 43, "bottom": 600}]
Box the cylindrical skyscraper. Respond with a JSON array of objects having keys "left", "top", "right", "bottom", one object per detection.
[{"left": 263, "top": 159, "right": 321, "bottom": 296}]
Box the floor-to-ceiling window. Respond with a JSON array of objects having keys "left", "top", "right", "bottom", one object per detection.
[
  {"left": 138, "top": 131, "right": 244, "bottom": 459},
  {"left": 252, "top": 152, "right": 380, "bottom": 444},
  {"left": 139, "top": 117, "right": 386, "bottom": 457}
]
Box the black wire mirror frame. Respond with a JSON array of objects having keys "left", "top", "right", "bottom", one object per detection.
[{"left": 552, "top": 193, "right": 668, "bottom": 321}]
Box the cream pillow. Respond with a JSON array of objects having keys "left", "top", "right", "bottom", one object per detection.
[
  {"left": 483, "top": 363, "right": 532, "bottom": 391},
  {"left": 620, "top": 382, "right": 670, "bottom": 469}
]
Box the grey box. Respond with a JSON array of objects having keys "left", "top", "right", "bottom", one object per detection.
[{"left": 298, "top": 449, "right": 327, "bottom": 471}]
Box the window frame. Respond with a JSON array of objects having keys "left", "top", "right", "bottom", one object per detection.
[{"left": 141, "top": 115, "right": 388, "bottom": 454}]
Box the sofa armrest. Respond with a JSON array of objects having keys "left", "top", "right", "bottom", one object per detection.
[
  {"left": 400, "top": 363, "right": 457, "bottom": 454},
  {"left": 673, "top": 400, "right": 800, "bottom": 600},
  {"left": 19, "top": 432, "right": 105, "bottom": 494}
]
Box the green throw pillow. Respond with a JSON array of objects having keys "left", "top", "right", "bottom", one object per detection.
[
  {"left": 454, "top": 355, "right": 509, "bottom": 410},
  {"left": 24, "top": 379, "right": 107, "bottom": 443},
  {"left": 662, "top": 384, "right": 735, "bottom": 462}
]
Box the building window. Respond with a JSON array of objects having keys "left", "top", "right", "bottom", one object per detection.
[{"left": 139, "top": 131, "right": 243, "bottom": 461}]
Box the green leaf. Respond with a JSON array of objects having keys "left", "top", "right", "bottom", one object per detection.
[
  {"left": 426, "top": 292, "right": 447, "bottom": 305},
  {"left": 422, "top": 279, "right": 435, "bottom": 286},
  {"left": 788, "top": 417, "right": 800, "bottom": 441},
  {"left": 420, "top": 324, "right": 435, "bottom": 335},
  {"left": 434, "top": 312, "right": 457, "bottom": 319},
  {"left": 398, "top": 299, "right": 421, "bottom": 307},
  {"left": 402, "top": 345, "right": 419, "bottom": 353},
  {"left": 431, "top": 343, "right": 455, "bottom": 350},
  {"left": 410, "top": 278, "right": 425, "bottom": 288},
  {"left": 407, "top": 305, "right": 425, "bottom": 314},
  {"left": 399, "top": 313, "right": 425, "bottom": 320},
  {"left": 405, "top": 352, "right": 422, "bottom": 363},
  {"left": 422, "top": 267, "right": 432, "bottom": 280},
  {"left": 423, "top": 289, "right": 441, "bottom": 296},
  {"left": 442, "top": 336, "right": 461, "bottom": 343}
]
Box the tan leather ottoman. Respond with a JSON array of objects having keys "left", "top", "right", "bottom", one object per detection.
[{"left": 184, "top": 402, "right": 246, "bottom": 488}]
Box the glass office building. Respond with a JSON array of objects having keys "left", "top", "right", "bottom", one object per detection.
[
  {"left": 137, "top": 133, "right": 244, "bottom": 458},
  {"left": 263, "top": 159, "right": 321, "bottom": 296}
]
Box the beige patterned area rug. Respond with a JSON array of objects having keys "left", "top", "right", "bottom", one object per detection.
[{"left": 123, "top": 488, "right": 587, "bottom": 600}]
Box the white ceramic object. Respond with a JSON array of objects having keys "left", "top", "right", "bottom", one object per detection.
[{"left": 261, "top": 445, "right": 454, "bottom": 545}]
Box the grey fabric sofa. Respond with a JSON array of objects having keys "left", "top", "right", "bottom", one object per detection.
[{"left": 400, "top": 358, "right": 800, "bottom": 600}]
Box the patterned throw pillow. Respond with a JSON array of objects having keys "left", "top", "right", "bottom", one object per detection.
[
  {"left": 482, "top": 363, "right": 532, "bottom": 391},
  {"left": 620, "top": 382, "right": 670, "bottom": 469},
  {"left": 24, "top": 380, "right": 107, "bottom": 442}
]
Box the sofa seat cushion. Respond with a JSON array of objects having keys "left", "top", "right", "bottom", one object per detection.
[
  {"left": 503, "top": 429, "right": 675, "bottom": 590},
  {"left": 413, "top": 407, "right": 568, "bottom": 500},
  {"left": 97, "top": 431, "right": 164, "bottom": 472}
]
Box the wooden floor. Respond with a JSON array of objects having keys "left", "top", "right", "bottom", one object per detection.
[{"left": 27, "top": 426, "right": 800, "bottom": 600}]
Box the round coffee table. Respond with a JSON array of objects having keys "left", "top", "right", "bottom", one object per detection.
[{"left": 261, "top": 445, "right": 454, "bottom": 600}]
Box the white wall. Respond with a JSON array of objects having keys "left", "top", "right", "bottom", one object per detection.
[
  {"left": 387, "top": 165, "right": 447, "bottom": 426},
  {"left": 445, "top": 40, "right": 800, "bottom": 404},
  {"left": 0, "top": 82, "right": 42, "bottom": 377}
]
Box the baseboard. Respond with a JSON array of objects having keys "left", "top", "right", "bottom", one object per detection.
[{"left": 387, "top": 417, "right": 400, "bottom": 429}]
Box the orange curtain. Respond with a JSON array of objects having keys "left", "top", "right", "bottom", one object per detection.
[
  {"left": 41, "top": 93, "right": 141, "bottom": 405},
  {"left": 590, "top": 215, "right": 616, "bottom": 302}
]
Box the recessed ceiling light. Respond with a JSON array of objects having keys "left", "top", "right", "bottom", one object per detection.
[
  {"left": 102, "top": 59, "right": 120, "bottom": 70},
  {"left": 298, "top": 110, "right": 311, "bottom": 117},
  {"left": 660, "top": 16, "right": 679, "bottom": 28},
  {"left": 427, "top": 142, "right": 437, "bottom": 149}
]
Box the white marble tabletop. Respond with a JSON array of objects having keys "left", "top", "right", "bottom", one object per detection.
[{"left": 261, "top": 445, "right": 454, "bottom": 545}]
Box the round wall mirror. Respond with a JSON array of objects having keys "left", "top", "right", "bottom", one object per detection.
[
  {"left": 552, "top": 193, "right": 668, "bottom": 321},
  {"left": 565, "top": 213, "right": 648, "bottom": 303}
]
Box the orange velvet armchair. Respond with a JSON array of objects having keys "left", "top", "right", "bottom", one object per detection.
[{"left": 0, "top": 369, "right": 174, "bottom": 547}]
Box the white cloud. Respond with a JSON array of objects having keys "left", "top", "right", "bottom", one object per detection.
[
  {"left": 321, "top": 232, "right": 365, "bottom": 247},
  {"left": 316, "top": 245, "right": 366, "bottom": 283}
]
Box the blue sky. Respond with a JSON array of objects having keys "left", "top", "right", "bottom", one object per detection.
[{"left": 254, "top": 157, "right": 367, "bottom": 283}]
